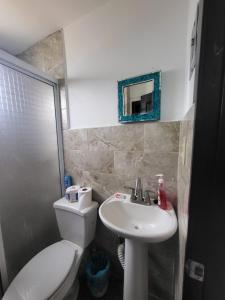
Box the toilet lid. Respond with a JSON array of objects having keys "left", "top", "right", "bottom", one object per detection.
[{"left": 3, "top": 240, "right": 77, "bottom": 300}]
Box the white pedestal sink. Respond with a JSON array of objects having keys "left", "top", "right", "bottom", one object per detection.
[{"left": 99, "top": 193, "right": 177, "bottom": 300}]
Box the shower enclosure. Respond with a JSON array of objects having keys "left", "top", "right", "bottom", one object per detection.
[{"left": 0, "top": 50, "right": 64, "bottom": 292}]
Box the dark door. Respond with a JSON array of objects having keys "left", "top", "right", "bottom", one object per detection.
[{"left": 183, "top": 0, "right": 225, "bottom": 299}]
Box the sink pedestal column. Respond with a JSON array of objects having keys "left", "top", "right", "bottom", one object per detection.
[{"left": 123, "top": 239, "right": 148, "bottom": 300}]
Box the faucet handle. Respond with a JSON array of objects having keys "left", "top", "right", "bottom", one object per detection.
[
  {"left": 124, "top": 186, "right": 136, "bottom": 201},
  {"left": 144, "top": 189, "right": 156, "bottom": 195},
  {"left": 144, "top": 189, "right": 157, "bottom": 205},
  {"left": 143, "top": 190, "right": 151, "bottom": 205}
]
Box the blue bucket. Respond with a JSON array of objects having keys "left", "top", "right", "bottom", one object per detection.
[{"left": 85, "top": 252, "right": 110, "bottom": 298}]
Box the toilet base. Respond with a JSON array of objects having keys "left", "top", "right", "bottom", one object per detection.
[{"left": 64, "top": 279, "right": 80, "bottom": 300}]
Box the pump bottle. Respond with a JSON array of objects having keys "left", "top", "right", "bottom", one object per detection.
[{"left": 156, "top": 174, "right": 168, "bottom": 210}]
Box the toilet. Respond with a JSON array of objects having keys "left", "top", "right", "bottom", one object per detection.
[{"left": 3, "top": 197, "right": 98, "bottom": 300}]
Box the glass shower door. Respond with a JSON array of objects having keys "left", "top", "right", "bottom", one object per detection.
[{"left": 0, "top": 62, "right": 63, "bottom": 289}]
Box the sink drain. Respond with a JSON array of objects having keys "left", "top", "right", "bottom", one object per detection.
[{"left": 134, "top": 225, "right": 139, "bottom": 230}]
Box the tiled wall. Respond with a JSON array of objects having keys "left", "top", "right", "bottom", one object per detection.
[
  {"left": 17, "top": 30, "right": 68, "bottom": 129},
  {"left": 64, "top": 122, "right": 180, "bottom": 205},
  {"left": 64, "top": 121, "right": 180, "bottom": 300},
  {"left": 17, "top": 30, "right": 65, "bottom": 79},
  {"left": 175, "top": 106, "right": 195, "bottom": 300}
]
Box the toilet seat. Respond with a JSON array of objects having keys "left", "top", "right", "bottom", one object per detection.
[{"left": 3, "top": 240, "right": 82, "bottom": 300}]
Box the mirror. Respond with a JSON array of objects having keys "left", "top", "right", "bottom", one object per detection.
[{"left": 118, "top": 71, "right": 161, "bottom": 123}]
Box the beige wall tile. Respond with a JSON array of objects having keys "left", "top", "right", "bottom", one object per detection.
[
  {"left": 64, "top": 149, "right": 76, "bottom": 175},
  {"left": 64, "top": 122, "right": 179, "bottom": 204},
  {"left": 69, "top": 150, "right": 114, "bottom": 174},
  {"left": 114, "top": 151, "right": 178, "bottom": 182},
  {"left": 144, "top": 122, "right": 180, "bottom": 152},
  {"left": 63, "top": 129, "right": 88, "bottom": 151},
  {"left": 18, "top": 30, "right": 65, "bottom": 79},
  {"left": 88, "top": 124, "right": 144, "bottom": 151},
  {"left": 176, "top": 105, "right": 195, "bottom": 300}
]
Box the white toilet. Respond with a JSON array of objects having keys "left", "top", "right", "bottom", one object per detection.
[{"left": 3, "top": 197, "right": 98, "bottom": 300}]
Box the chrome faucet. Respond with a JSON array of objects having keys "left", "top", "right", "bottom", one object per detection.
[
  {"left": 135, "top": 177, "right": 143, "bottom": 202},
  {"left": 124, "top": 177, "right": 152, "bottom": 205}
]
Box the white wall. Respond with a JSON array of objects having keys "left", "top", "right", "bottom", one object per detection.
[{"left": 64, "top": 0, "right": 189, "bottom": 129}]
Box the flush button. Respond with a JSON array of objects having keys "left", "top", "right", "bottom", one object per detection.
[{"left": 185, "top": 259, "right": 205, "bottom": 282}]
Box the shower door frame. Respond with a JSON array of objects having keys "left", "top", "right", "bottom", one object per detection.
[{"left": 0, "top": 49, "right": 65, "bottom": 291}]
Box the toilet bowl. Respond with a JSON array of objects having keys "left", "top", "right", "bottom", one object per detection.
[{"left": 3, "top": 198, "right": 98, "bottom": 300}]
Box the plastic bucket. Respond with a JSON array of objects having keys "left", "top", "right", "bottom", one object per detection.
[{"left": 85, "top": 251, "right": 110, "bottom": 298}]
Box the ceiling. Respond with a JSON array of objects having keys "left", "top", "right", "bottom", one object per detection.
[{"left": 0, "top": 0, "right": 109, "bottom": 55}]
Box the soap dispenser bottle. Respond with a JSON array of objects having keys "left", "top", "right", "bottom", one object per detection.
[{"left": 156, "top": 174, "right": 168, "bottom": 210}]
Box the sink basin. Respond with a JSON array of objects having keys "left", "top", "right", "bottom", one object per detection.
[
  {"left": 99, "top": 193, "right": 177, "bottom": 300},
  {"left": 99, "top": 194, "right": 177, "bottom": 243}
]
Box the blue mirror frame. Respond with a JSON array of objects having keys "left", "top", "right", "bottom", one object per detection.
[{"left": 118, "top": 71, "right": 161, "bottom": 123}]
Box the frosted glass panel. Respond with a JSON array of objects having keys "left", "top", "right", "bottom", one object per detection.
[{"left": 0, "top": 63, "right": 61, "bottom": 285}]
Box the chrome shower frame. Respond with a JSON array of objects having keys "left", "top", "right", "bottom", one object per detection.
[{"left": 0, "top": 49, "right": 65, "bottom": 290}]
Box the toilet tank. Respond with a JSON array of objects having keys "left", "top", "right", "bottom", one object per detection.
[{"left": 53, "top": 198, "right": 98, "bottom": 248}]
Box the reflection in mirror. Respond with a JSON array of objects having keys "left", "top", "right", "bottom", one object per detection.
[{"left": 123, "top": 80, "right": 154, "bottom": 116}]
